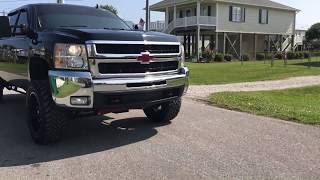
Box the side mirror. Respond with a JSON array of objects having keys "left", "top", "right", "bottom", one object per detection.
[{"left": 0, "top": 16, "right": 11, "bottom": 38}]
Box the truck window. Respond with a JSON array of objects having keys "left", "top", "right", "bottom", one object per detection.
[
  {"left": 9, "top": 12, "right": 19, "bottom": 33},
  {"left": 16, "top": 11, "right": 28, "bottom": 34}
]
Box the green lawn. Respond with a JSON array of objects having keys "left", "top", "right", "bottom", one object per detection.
[
  {"left": 209, "top": 86, "right": 320, "bottom": 125},
  {"left": 187, "top": 58, "right": 320, "bottom": 85},
  {"left": 0, "top": 63, "right": 28, "bottom": 76}
]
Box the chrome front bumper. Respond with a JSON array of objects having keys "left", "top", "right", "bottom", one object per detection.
[{"left": 48, "top": 67, "right": 189, "bottom": 109}]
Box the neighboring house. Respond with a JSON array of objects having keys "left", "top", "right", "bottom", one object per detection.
[
  {"left": 295, "top": 29, "right": 307, "bottom": 51},
  {"left": 150, "top": 0, "right": 299, "bottom": 60},
  {"left": 150, "top": 20, "right": 166, "bottom": 32}
]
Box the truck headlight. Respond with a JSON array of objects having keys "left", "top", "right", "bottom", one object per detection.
[
  {"left": 54, "top": 44, "right": 88, "bottom": 70},
  {"left": 179, "top": 45, "right": 185, "bottom": 67}
]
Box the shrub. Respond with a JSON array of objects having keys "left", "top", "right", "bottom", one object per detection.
[
  {"left": 304, "top": 52, "right": 311, "bottom": 59},
  {"left": 274, "top": 52, "right": 284, "bottom": 60},
  {"left": 296, "top": 52, "right": 304, "bottom": 59},
  {"left": 265, "top": 53, "right": 274, "bottom": 60},
  {"left": 256, "top": 53, "right": 265, "bottom": 61},
  {"left": 214, "top": 53, "right": 224, "bottom": 62},
  {"left": 312, "top": 51, "right": 320, "bottom": 57},
  {"left": 241, "top": 54, "right": 250, "bottom": 61},
  {"left": 286, "top": 51, "right": 296, "bottom": 60},
  {"left": 224, "top": 54, "right": 233, "bottom": 61},
  {"left": 202, "top": 50, "right": 214, "bottom": 62}
]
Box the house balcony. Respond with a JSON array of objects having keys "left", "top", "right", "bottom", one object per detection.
[{"left": 164, "top": 16, "right": 217, "bottom": 34}]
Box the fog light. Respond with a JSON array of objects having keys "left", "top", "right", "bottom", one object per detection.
[{"left": 70, "top": 96, "right": 90, "bottom": 105}]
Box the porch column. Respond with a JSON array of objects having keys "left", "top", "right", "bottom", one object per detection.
[
  {"left": 184, "top": 35, "right": 187, "bottom": 54},
  {"left": 188, "top": 34, "right": 191, "bottom": 57},
  {"left": 173, "top": 5, "right": 177, "bottom": 27},
  {"left": 196, "top": 0, "right": 200, "bottom": 24},
  {"left": 165, "top": 7, "right": 169, "bottom": 29},
  {"left": 239, "top": 33, "right": 243, "bottom": 58},
  {"left": 223, "top": 32, "right": 226, "bottom": 55},
  {"left": 215, "top": 32, "right": 219, "bottom": 52},
  {"left": 253, "top": 34, "right": 257, "bottom": 60},
  {"left": 291, "top": 35, "right": 295, "bottom": 51},
  {"left": 197, "top": 26, "right": 201, "bottom": 61},
  {"left": 202, "top": 35, "right": 205, "bottom": 51},
  {"left": 268, "top": 35, "right": 271, "bottom": 53},
  {"left": 280, "top": 35, "right": 283, "bottom": 52}
]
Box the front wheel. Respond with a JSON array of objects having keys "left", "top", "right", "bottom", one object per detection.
[
  {"left": 26, "top": 81, "right": 67, "bottom": 144},
  {"left": 144, "top": 98, "right": 182, "bottom": 123}
]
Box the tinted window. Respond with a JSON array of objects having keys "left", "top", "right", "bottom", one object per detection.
[
  {"left": 37, "top": 5, "right": 130, "bottom": 30},
  {"left": 9, "top": 12, "right": 19, "bottom": 33},
  {"left": 16, "top": 11, "right": 28, "bottom": 33}
]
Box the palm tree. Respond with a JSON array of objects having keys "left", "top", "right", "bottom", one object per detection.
[{"left": 98, "top": 4, "right": 118, "bottom": 15}]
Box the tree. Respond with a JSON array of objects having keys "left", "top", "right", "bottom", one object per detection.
[
  {"left": 306, "top": 23, "right": 320, "bottom": 50},
  {"left": 306, "top": 23, "right": 320, "bottom": 41},
  {"left": 99, "top": 4, "right": 118, "bottom": 15}
]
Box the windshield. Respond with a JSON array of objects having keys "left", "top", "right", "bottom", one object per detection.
[{"left": 36, "top": 5, "right": 131, "bottom": 30}]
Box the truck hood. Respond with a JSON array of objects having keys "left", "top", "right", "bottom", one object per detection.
[{"left": 53, "top": 28, "right": 179, "bottom": 43}]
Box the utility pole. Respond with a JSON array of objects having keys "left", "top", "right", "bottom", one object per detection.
[
  {"left": 145, "top": 0, "right": 149, "bottom": 31},
  {"left": 57, "top": 0, "right": 64, "bottom": 4}
]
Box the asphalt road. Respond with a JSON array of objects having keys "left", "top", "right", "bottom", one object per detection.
[{"left": 0, "top": 91, "right": 320, "bottom": 180}]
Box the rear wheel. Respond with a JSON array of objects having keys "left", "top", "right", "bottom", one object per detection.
[
  {"left": 26, "top": 81, "right": 67, "bottom": 144},
  {"left": 144, "top": 98, "right": 181, "bottom": 123}
]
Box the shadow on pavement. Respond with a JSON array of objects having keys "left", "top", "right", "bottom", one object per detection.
[{"left": 0, "top": 94, "right": 163, "bottom": 167}]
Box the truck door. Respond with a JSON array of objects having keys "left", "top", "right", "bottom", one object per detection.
[{"left": 0, "top": 9, "right": 31, "bottom": 90}]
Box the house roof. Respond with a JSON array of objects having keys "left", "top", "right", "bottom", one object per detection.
[{"left": 150, "top": 0, "right": 298, "bottom": 12}]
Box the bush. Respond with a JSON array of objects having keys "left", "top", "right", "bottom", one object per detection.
[
  {"left": 224, "top": 54, "right": 233, "bottom": 61},
  {"left": 214, "top": 53, "right": 224, "bottom": 62},
  {"left": 202, "top": 50, "right": 214, "bottom": 62},
  {"left": 274, "top": 52, "right": 284, "bottom": 60},
  {"left": 296, "top": 52, "right": 304, "bottom": 59},
  {"left": 241, "top": 54, "right": 250, "bottom": 61},
  {"left": 304, "top": 52, "right": 311, "bottom": 59},
  {"left": 256, "top": 53, "right": 265, "bottom": 61},
  {"left": 312, "top": 51, "right": 320, "bottom": 57},
  {"left": 265, "top": 53, "right": 274, "bottom": 60},
  {"left": 286, "top": 51, "right": 296, "bottom": 60}
]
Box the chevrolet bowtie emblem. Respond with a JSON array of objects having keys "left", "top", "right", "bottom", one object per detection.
[{"left": 137, "top": 52, "right": 153, "bottom": 64}]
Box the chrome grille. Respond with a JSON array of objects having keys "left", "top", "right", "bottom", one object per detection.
[{"left": 86, "top": 41, "right": 181, "bottom": 78}]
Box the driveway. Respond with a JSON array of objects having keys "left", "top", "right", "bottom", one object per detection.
[
  {"left": 187, "top": 75, "right": 320, "bottom": 100},
  {"left": 0, "top": 91, "right": 320, "bottom": 180}
]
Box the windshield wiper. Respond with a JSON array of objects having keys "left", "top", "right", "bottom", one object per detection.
[{"left": 104, "top": 27, "right": 126, "bottom": 31}]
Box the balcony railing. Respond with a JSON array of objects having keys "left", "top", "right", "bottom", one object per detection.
[{"left": 164, "top": 16, "right": 216, "bottom": 33}]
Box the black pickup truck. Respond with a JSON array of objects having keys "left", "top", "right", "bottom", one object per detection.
[{"left": 0, "top": 4, "right": 189, "bottom": 144}]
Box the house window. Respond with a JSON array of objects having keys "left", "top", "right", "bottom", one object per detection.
[
  {"left": 259, "top": 9, "right": 269, "bottom": 24},
  {"left": 201, "top": 6, "right": 208, "bottom": 16},
  {"left": 229, "top": 6, "right": 245, "bottom": 22},
  {"left": 186, "top": 9, "right": 191, "bottom": 17},
  {"left": 179, "top": 10, "right": 184, "bottom": 18}
]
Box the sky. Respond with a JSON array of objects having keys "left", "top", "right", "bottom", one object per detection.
[{"left": 0, "top": 0, "right": 318, "bottom": 29}]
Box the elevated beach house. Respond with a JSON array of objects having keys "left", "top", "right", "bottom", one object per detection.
[{"left": 149, "top": 0, "right": 299, "bottom": 60}]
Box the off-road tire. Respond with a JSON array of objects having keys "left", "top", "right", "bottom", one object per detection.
[
  {"left": 144, "top": 98, "right": 181, "bottom": 123},
  {"left": 0, "top": 87, "right": 3, "bottom": 102},
  {"left": 26, "top": 80, "right": 67, "bottom": 144}
]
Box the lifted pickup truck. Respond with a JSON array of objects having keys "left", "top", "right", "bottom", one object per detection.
[{"left": 0, "top": 4, "right": 189, "bottom": 144}]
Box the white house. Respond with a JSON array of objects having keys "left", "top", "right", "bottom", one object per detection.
[
  {"left": 295, "top": 29, "right": 307, "bottom": 51},
  {"left": 150, "top": 0, "right": 299, "bottom": 60}
]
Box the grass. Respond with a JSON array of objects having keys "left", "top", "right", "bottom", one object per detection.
[
  {"left": 187, "top": 58, "right": 320, "bottom": 85},
  {"left": 0, "top": 62, "right": 28, "bottom": 76},
  {"left": 209, "top": 86, "right": 320, "bottom": 125}
]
